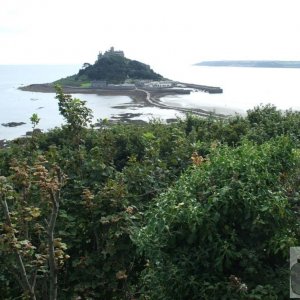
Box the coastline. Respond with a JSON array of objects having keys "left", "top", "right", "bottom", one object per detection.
[{"left": 19, "top": 84, "right": 227, "bottom": 118}]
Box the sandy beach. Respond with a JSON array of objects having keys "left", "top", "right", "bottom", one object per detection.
[{"left": 19, "top": 84, "right": 227, "bottom": 118}]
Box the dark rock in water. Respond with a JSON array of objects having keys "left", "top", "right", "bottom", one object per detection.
[
  {"left": 2, "top": 122, "right": 26, "bottom": 127},
  {"left": 25, "top": 128, "right": 43, "bottom": 136},
  {"left": 123, "top": 119, "right": 147, "bottom": 125},
  {"left": 166, "top": 118, "right": 178, "bottom": 123},
  {"left": 111, "top": 113, "right": 143, "bottom": 119},
  {"left": 0, "top": 139, "right": 8, "bottom": 148}
]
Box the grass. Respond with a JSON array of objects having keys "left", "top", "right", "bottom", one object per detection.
[{"left": 80, "top": 82, "right": 92, "bottom": 88}]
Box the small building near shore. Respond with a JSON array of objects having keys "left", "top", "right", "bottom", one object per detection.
[
  {"left": 107, "top": 83, "right": 136, "bottom": 90},
  {"left": 144, "top": 81, "right": 174, "bottom": 88},
  {"left": 91, "top": 80, "right": 107, "bottom": 88}
]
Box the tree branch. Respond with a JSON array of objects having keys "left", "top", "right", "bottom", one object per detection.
[
  {"left": 47, "top": 188, "right": 59, "bottom": 300},
  {"left": 1, "top": 197, "right": 36, "bottom": 300}
]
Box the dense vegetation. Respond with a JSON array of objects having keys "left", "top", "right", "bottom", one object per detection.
[
  {"left": 56, "top": 53, "right": 163, "bottom": 86},
  {"left": 1, "top": 88, "right": 300, "bottom": 299},
  {"left": 78, "top": 55, "right": 163, "bottom": 83}
]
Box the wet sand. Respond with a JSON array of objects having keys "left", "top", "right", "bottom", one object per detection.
[{"left": 19, "top": 84, "right": 227, "bottom": 118}]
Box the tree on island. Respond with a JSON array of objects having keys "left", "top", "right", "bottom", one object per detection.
[
  {"left": 81, "top": 63, "right": 91, "bottom": 69},
  {"left": 54, "top": 48, "right": 163, "bottom": 86},
  {"left": 76, "top": 48, "right": 163, "bottom": 84}
]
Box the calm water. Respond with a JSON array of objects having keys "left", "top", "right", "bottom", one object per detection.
[
  {"left": 1, "top": 64, "right": 300, "bottom": 140},
  {"left": 162, "top": 65, "right": 300, "bottom": 115},
  {"left": 159, "top": 65, "right": 300, "bottom": 115},
  {"left": 0, "top": 65, "right": 181, "bottom": 140},
  {"left": 0, "top": 65, "right": 79, "bottom": 140}
]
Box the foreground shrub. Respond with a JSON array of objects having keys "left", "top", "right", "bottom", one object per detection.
[{"left": 134, "top": 137, "right": 300, "bottom": 299}]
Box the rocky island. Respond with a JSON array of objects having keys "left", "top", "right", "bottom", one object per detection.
[{"left": 20, "top": 47, "right": 223, "bottom": 117}]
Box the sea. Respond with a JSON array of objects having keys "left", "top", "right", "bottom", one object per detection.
[{"left": 1, "top": 64, "right": 300, "bottom": 140}]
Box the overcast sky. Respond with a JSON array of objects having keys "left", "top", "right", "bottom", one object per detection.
[{"left": 1, "top": 0, "right": 300, "bottom": 72}]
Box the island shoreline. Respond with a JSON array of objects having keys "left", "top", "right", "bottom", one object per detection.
[{"left": 19, "top": 83, "right": 226, "bottom": 118}]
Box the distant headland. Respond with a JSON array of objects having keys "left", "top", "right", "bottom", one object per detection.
[
  {"left": 195, "top": 60, "right": 300, "bottom": 68},
  {"left": 19, "top": 47, "right": 224, "bottom": 117}
]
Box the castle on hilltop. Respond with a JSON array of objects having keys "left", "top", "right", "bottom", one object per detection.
[
  {"left": 106, "top": 46, "right": 124, "bottom": 57},
  {"left": 97, "top": 47, "right": 125, "bottom": 61}
]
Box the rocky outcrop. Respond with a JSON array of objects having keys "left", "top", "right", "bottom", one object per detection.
[
  {"left": 0, "top": 139, "right": 8, "bottom": 148},
  {"left": 2, "top": 122, "right": 26, "bottom": 127}
]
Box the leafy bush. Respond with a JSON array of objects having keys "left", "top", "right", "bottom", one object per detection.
[
  {"left": 246, "top": 104, "right": 300, "bottom": 145},
  {"left": 134, "top": 137, "right": 300, "bottom": 299},
  {"left": 2, "top": 93, "right": 300, "bottom": 299}
]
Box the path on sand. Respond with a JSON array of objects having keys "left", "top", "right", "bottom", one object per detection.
[
  {"left": 19, "top": 84, "right": 227, "bottom": 118},
  {"left": 136, "top": 89, "right": 227, "bottom": 118}
]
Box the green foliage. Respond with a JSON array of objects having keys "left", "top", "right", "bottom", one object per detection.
[
  {"left": 22, "top": 114, "right": 196, "bottom": 299},
  {"left": 55, "top": 85, "right": 93, "bottom": 133},
  {"left": 0, "top": 158, "right": 67, "bottom": 299},
  {"left": 246, "top": 104, "right": 300, "bottom": 145},
  {"left": 30, "top": 113, "right": 40, "bottom": 129},
  {"left": 77, "top": 55, "right": 163, "bottom": 83},
  {"left": 134, "top": 137, "right": 300, "bottom": 299},
  {"left": 54, "top": 51, "right": 162, "bottom": 86},
  {"left": 2, "top": 98, "right": 300, "bottom": 299}
]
